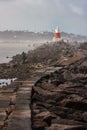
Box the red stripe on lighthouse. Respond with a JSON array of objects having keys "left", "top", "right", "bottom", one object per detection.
[
  {"left": 54, "top": 27, "right": 61, "bottom": 39},
  {"left": 54, "top": 32, "right": 60, "bottom": 38}
]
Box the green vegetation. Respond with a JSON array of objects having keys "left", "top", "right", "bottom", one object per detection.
[{"left": 21, "top": 52, "right": 27, "bottom": 64}]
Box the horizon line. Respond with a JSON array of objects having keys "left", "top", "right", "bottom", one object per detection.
[{"left": 0, "top": 30, "right": 86, "bottom": 37}]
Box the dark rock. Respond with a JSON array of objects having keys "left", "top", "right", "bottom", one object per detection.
[{"left": 31, "top": 56, "right": 87, "bottom": 129}]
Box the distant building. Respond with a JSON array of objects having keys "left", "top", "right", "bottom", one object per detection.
[
  {"left": 53, "top": 27, "right": 77, "bottom": 43},
  {"left": 53, "top": 27, "right": 61, "bottom": 41}
]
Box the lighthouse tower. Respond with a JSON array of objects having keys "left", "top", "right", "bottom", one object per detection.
[{"left": 53, "top": 27, "right": 61, "bottom": 41}]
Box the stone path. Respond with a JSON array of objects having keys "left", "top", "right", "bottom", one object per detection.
[
  {"left": 0, "top": 67, "right": 61, "bottom": 130},
  {"left": 0, "top": 78, "right": 39, "bottom": 130}
]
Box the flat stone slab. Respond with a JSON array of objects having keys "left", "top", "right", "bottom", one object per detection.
[
  {"left": 0, "top": 111, "right": 7, "bottom": 121},
  {"left": 0, "top": 100, "right": 10, "bottom": 108},
  {"left": 15, "top": 99, "right": 30, "bottom": 104},
  {"left": 0, "top": 93, "right": 15, "bottom": 97},
  {"left": 0, "top": 121, "right": 4, "bottom": 129},
  {"left": 17, "top": 90, "right": 31, "bottom": 94},
  {"left": 10, "top": 110, "right": 31, "bottom": 118},
  {"left": 8, "top": 110, "right": 31, "bottom": 130},
  {"left": 8, "top": 118, "right": 31, "bottom": 130},
  {"left": 0, "top": 95, "right": 10, "bottom": 100},
  {"left": 19, "top": 87, "right": 32, "bottom": 91},
  {"left": 24, "top": 83, "right": 34, "bottom": 87},
  {"left": 17, "top": 92, "right": 31, "bottom": 100},
  {"left": 45, "top": 124, "right": 85, "bottom": 130},
  {"left": 16, "top": 93, "right": 31, "bottom": 100},
  {"left": 1, "top": 89, "right": 15, "bottom": 93},
  {"left": 15, "top": 104, "right": 30, "bottom": 110}
]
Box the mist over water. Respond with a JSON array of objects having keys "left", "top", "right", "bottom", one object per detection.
[
  {"left": 0, "top": 41, "right": 47, "bottom": 64},
  {"left": 0, "top": 42, "right": 34, "bottom": 63}
]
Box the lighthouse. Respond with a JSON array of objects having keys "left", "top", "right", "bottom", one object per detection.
[{"left": 53, "top": 27, "right": 61, "bottom": 41}]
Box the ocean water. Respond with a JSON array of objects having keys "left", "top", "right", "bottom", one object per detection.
[
  {"left": 0, "top": 42, "right": 37, "bottom": 63},
  {"left": 0, "top": 42, "right": 46, "bottom": 64}
]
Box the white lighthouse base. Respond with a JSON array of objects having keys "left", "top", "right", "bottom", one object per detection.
[{"left": 53, "top": 37, "right": 62, "bottom": 42}]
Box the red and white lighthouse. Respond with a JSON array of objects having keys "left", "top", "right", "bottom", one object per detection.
[{"left": 53, "top": 27, "right": 61, "bottom": 41}]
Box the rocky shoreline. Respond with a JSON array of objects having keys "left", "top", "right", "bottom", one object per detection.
[
  {"left": 0, "top": 41, "right": 87, "bottom": 130},
  {"left": 31, "top": 56, "right": 87, "bottom": 130}
]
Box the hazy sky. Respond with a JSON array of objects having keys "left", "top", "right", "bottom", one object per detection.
[{"left": 0, "top": 0, "right": 86, "bottom": 35}]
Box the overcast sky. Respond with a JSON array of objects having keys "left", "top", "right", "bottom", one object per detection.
[{"left": 0, "top": 0, "right": 86, "bottom": 35}]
